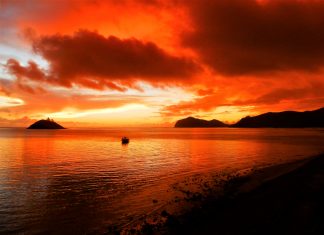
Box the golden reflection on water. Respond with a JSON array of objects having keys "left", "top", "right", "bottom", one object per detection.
[{"left": 0, "top": 128, "right": 324, "bottom": 233}]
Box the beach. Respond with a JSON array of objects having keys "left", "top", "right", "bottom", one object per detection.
[{"left": 125, "top": 153, "right": 324, "bottom": 234}]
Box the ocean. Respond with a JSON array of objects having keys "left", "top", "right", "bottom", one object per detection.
[{"left": 0, "top": 127, "right": 324, "bottom": 233}]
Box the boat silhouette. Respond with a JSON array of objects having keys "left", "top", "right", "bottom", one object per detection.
[{"left": 121, "top": 137, "right": 129, "bottom": 144}]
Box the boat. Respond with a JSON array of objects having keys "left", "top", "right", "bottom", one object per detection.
[{"left": 121, "top": 137, "right": 129, "bottom": 144}]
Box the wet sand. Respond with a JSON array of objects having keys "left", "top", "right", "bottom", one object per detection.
[{"left": 122, "top": 153, "right": 324, "bottom": 234}]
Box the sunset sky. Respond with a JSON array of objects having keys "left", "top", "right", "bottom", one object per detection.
[{"left": 1, "top": 0, "right": 324, "bottom": 127}]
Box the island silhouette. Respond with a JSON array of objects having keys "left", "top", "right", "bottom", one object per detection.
[
  {"left": 233, "top": 107, "right": 324, "bottom": 128},
  {"left": 175, "top": 117, "right": 228, "bottom": 128},
  {"left": 27, "top": 118, "right": 65, "bottom": 129},
  {"left": 175, "top": 107, "right": 324, "bottom": 128}
]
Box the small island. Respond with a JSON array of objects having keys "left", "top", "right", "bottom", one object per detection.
[
  {"left": 175, "top": 117, "right": 228, "bottom": 128},
  {"left": 27, "top": 118, "right": 65, "bottom": 129}
]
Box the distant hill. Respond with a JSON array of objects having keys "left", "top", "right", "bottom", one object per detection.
[
  {"left": 175, "top": 117, "right": 228, "bottom": 128},
  {"left": 27, "top": 119, "right": 65, "bottom": 129},
  {"left": 233, "top": 107, "right": 324, "bottom": 128}
]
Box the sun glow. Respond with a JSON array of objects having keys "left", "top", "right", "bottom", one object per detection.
[
  {"left": 42, "top": 104, "right": 149, "bottom": 119},
  {"left": 0, "top": 96, "right": 24, "bottom": 108}
]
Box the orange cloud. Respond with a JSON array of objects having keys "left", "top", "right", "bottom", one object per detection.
[
  {"left": 162, "top": 73, "right": 324, "bottom": 121},
  {"left": 2, "top": 0, "right": 189, "bottom": 54},
  {"left": 6, "top": 30, "right": 200, "bottom": 92}
]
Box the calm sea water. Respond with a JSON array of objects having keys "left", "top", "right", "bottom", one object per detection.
[{"left": 0, "top": 127, "right": 324, "bottom": 233}]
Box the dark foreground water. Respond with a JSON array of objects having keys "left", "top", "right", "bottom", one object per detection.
[{"left": 0, "top": 128, "right": 324, "bottom": 233}]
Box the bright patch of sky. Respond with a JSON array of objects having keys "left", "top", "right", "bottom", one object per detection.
[
  {"left": 0, "top": 96, "right": 24, "bottom": 108},
  {"left": 0, "top": 43, "right": 49, "bottom": 80},
  {"left": 49, "top": 83, "right": 196, "bottom": 107}
]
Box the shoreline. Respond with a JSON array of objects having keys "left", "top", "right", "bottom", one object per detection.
[{"left": 121, "top": 153, "right": 324, "bottom": 234}]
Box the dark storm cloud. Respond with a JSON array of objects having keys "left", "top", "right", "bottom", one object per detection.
[
  {"left": 6, "top": 30, "right": 200, "bottom": 91},
  {"left": 184, "top": 0, "right": 324, "bottom": 75}
]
